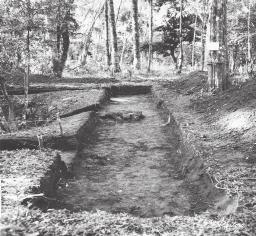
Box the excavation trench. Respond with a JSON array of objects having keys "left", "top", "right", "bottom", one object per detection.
[{"left": 57, "top": 93, "right": 208, "bottom": 217}]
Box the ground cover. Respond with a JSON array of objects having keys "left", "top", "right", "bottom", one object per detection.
[{"left": 152, "top": 71, "right": 256, "bottom": 235}]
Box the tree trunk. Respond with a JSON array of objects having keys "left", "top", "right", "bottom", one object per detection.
[
  {"left": 108, "top": 0, "right": 121, "bottom": 72},
  {"left": 247, "top": 0, "right": 253, "bottom": 77},
  {"left": 105, "top": 1, "right": 111, "bottom": 67},
  {"left": 132, "top": 0, "right": 141, "bottom": 70},
  {"left": 52, "top": 0, "right": 62, "bottom": 77},
  {"left": 80, "top": 4, "right": 104, "bottom": 66},
  {"left": 207, "top": 0, "right": 229, "bottom": 91},
  {"left": 191, "top": 15, "right": 197, "bottom": 69},
  {"left": 116, "top": 0, "right": 123, "bottom": 23},
  {"left": 120, "top": 36, "right": 127, "bottom": 65},
  {"left": 201, "top": 27, "right": 206, "bottom": 71},
  {"left": 0, "top": 78, "right": 17, "bottom": 132},
  {"left": 53, "top": 8, "right": 71, "bottom": 78},
  {"left": 24, "top": 26, "right": 30, "bottom": 119},
  {"left": 170, "top": 49, "right": 177, "bottom": 68},
  {"left": 201, "top": 0, "right": 207, "bottom": 71},
  {"left": 177, "top": 0, "right": 183, "bottom": 74},
  {"left": 147, "top": 0, "right": 153, "bottom": 72},
  {"left": 60, "top": 22, "right": 70, "bottom": 72}
]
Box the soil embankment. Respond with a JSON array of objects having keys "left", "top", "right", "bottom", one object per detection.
[{"left": 152, "top": 71, "right": 256, "bottom": 234}]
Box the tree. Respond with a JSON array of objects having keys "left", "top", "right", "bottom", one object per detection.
[
  {"left": 207, "top": 0, "right": 228, "bottom": 90},
  {"left": 24, "top": 0, "right": 32, "bottom": 119},
  {"left": 79, "top": 2, "right": 104, "bottom": 66},
  {"left": 191, "top": 15, "right": 197, "bottom": 69},
  {"left": 151, "top": 0, "right": 194, "bottom": 68},
  {"left": 177, "top": 0, "right": 183, "bottom": 73},
  {"left": 108, "top": 0, "right": 121, "bottom": 72},
  {"left": 200, "top": 0, "right": 208, "bottom": 71},
  {"left": 105, "top": 0, "right": 111, "bottom": 67},
  {"left": 247, "top": 0, "right": 253, "bottom": 77},
  {"left": 132, "top": 0, "right": 141, "bottom": 70},
  {"left": 44, "top": 0, "right": 77, "bottom": 77},
  {"left": 0, "top": 0, "right": 45, "bottom": 125},
  {"left": 147, "top": 0, "right": 153, "bottom": 72}
]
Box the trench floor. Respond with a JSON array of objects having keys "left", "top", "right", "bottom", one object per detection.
[{"left": 58, "top": 95, "right": 192, "bottom": 217}]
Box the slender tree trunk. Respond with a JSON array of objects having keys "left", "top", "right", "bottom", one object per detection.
[
  {"left": 201, "top": 27, "right": 206, "bottom": 71},
  {"left": 24, "top": 26, "right": 30, "bottom": 118},
  {"left": 132, "top": 0, "right": 141, "bottom": 70},
  {"left": 115, "top": 0, "right": 123, "bottom": 23},
  {"left": 105, "top": 1, "right": 111, "bottom": 67},
  {"left": 191, "top": 15, "right": 197, "bottom": 69},
  {"left": 207, "top": 0, "right": 229, "bottom": 90},
  {"left": 232, "top": 43, "right": 238, "bottom": 73},
  {"left": 147, "top": 0, "right": 153, "bottom": 72},
  {"left": 201, "top": 0, "right": 207, "bottom": 71},
  {"left": 52, "top": 0, "right": 62, "bottom": 77},
  {"left": 108, "top": 0, "right": 121, "bottom": 72},
  {"left": 247, "top": 0, "right": 253, "bottom": 77},
  {"left": 80, "top": 4, "right": 104, "bottom": 66},
  {"left": 24, "top": 0, "right": 31, "bottom": 120},
  {"left": 177, "top": 0, "right": 183, "bottom": 74},
  {"left": 120, "top": 35, "right": 127, "bottom": 65}
]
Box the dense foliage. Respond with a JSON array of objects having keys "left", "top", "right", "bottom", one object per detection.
[{"left": 0, "top": 0, "right": 255, "bottom": 75}]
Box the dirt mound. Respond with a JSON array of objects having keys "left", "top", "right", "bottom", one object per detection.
[{"left": 166, "top": 71, "right": 208, "bottom": 94}]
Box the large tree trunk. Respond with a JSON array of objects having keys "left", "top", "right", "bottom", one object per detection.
[
  {"left": 207, "top": 0, "right": 229, "bottom": 91},
  {"left": 108, "top": 0, "right": 121, "bottom": 72},
  {"left": 60, "top": 22, "right": 70, "bottom": 71},
  {"left": 170, "top": 49, "right": 177, "bottom": 67},
  {"left": 105, "top": 1, "right": 111, "bottom": 67},
  {"left": 147, "top": 0, "right": 153, "bottom": 72},
  {"left": 177, "top": 0, "right": 183, "bottom": 74},
  {"left": 0, "top": 78, "right": 17, "bottom": 132},
  {"left": 52, "top": 2, "right": 71, "bottom": 78},
  {"left": 53, "top": 23, "right": 70, "bottom": 77},
  {"left": 132, "top": 0, "right": 141, "bottom": 70}
]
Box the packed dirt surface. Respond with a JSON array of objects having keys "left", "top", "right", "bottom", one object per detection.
[
  {"left": 1, "top": 72, "right": 256, "bottom": 235},
  {"left": 58, "top": 95, "right": 194, "bottom": 217}
]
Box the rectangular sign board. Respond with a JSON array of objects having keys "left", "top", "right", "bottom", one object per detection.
[{"left": 208, "top": 42, "right": 220, "bottom": 50}]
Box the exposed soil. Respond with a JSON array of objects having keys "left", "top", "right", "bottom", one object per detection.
[
  {"left": 0, "top": 89, "right": 105, "bottom": 134},
  {"left": 57, "top": 95, "right": 195, "bottom": 217},
  {"left": 1, "top": 149, "right": 65, "bottom": 213}
]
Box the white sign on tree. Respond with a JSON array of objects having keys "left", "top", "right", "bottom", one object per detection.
[{"left": 208, "top": 42, "right": 220, "bottom": 51}]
